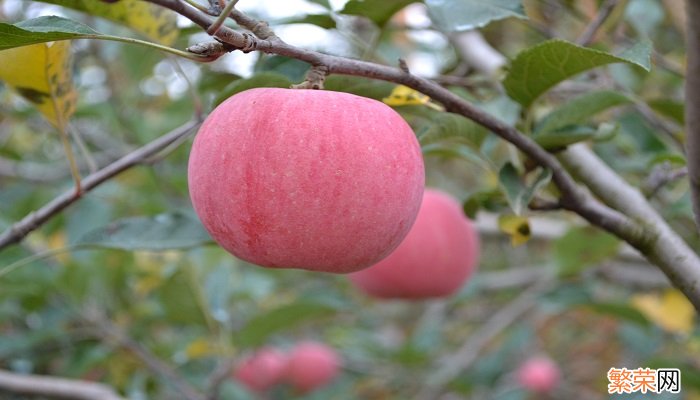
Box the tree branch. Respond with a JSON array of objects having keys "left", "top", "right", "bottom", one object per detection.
[
  {"left": 576, "top": 0, "right": 620, "bottom": 46},
  {"left": 686, "top": 0, "right": 700, "bottom": 233},
  {"left": 448, "top": 29, "right": 700, "bottom": 309},
  {"left": 418, "top": 279, "right": 553, "bottom": 398},
  {"left": 0, "top": 119, "right": 201, "bottom": 250},
  {"left": 88, "top": 313, "right": 206, "bottom": 400},
  {"left": 0, "top": 369, "right": 125, "bottom": 400},
  {"left": 558, "top": 145, "right": 700, "bottom": 305}
]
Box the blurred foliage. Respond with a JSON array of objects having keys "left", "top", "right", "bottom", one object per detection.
[{"left": 0, "top": 0, "right": 698, "bottom": 399}]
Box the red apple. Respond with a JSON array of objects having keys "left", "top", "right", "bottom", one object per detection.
[
  {"left": 188, "top": 88, "right": 424, "bottom": 273},
  {"left": 285, "top": 341, "right": 341, "bottom": 393},
  {"left": 233, "top": 347, "right": 288, "bottom": 392},
  {"left": 348, "top": 189, "right": 479, "bottom": 299},
  {"left": 516, "top": 356, "right": 560, "bottom": 393}
]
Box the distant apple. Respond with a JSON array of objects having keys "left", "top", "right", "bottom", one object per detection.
[
  {"left": 285, "top": 341, "right": 341, "bottom": 393},
  {"left": 516, "top": 356, "right": 561, "bottom": 393},
  {"left": 348, "top": 189, "right": 479, "bottom": 299},
  {"left": 233, "top": 347, "right": 287, "bottom": 392},
  {"left": 188, "top": 88, "right": 425, "bottom": 273}
]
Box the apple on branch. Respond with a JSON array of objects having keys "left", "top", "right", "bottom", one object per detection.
[{"left": 188, "top": 88, "right": 425, "bottom": 273}]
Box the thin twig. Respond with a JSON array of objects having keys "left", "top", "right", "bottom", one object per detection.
[
  {"left": 206, "top": 0, "right": 238, "bottom": 35},
  {"left": 88, "top": 313, "right": 206, "bottom": 400},
  {"left": 418, "top": 279, "right": 553, "bottom": 399},
  {"left": 0, "top": 369, "right": 125, "bottom": 400},
  {"left": 0, "top": 119, "right": 201, "bottom": 250},
  {"left": 576, "top": 0, "right": 620, "bottom": 46},
  {"left": 206, "top": 358, "right": 237, "bottom": 400},
  {"left": 0, "top": 154, "right": 115, "bottom": 182},
  {"left": 68, "top": 123, "right": 98, "bottom": 173},
  {"left": 644, "top": 163, "right": 688, "bottom": 198}
]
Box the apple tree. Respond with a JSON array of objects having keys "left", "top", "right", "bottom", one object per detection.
[{"left": 0, "top": 0, "right": 698, "bottom": 399}]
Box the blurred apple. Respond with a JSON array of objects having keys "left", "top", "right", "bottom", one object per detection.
[
  {"left": 285, "top": 341, "right": 341, "bottom": 393},
  {"left": 516, "top": 356, "right": 561, "bottom": 393},
  {"left": 233, "top": 347, "right": 288, "bottom": 392},
  {"left": 348, "top": 189, "right": 479, "bottom": 299}
]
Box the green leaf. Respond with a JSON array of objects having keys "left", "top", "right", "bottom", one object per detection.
[
  {"left": 282, "top": 14, "right": 336, "bottom": 29},
  {"left": 323, "top": 75, "right": 395, "bottom": 100},
  {"left": 340, "top": 0, "right": 419, "bottom": 27},
  {"left": 503, "top": 40, "right": 651, "bottom": 107},
  {"left": 534, "top": 126, "right": 598, "bottom": 149},
  {"left": 214, "top": 72, "right": 292, "bottom": 106},
  {"left": 36, "top": 0, "right": 179, "bottom": 45},
  {"left": 462, "top": 190, "right": 506, "bottom": 217},
  {"left": 418, "top": 113, "right": 488, "bottom": 148},
  {"left": 307, "top": 0, "right": 332, "bottom": 8},
  {"left": 534, "top": 123, "right": 620, "bottom": 150},
  {"left": 77, "top": 212, "right": 213, "bottom": 251},
  {"left": 553, "top": 227, "right": 621, "bottom": 276},
  {"left": 647, "top": 98, "right": 685, "bottom": 124},
  {"left": 583, "top": 302, "right": 651, "bottom": 328},
  {"left": 426, "top": 0, "right": 526, "bottom": 32},
  {"left": 236, "top": 302, "right": 338, "bottom": 348},
  {"left": 157, "top": 269, "right": 207, "bottom": 325},
  {"left": 498, "top": 163, "right": 551, "bottom": 214},
  {"left": 422, "top": 143, "right": 488, "bottom": 168},
  {"left": 0, "top": 16, "right": 99, "bottom": 51},
  {"left": 255, "top": 56, "right": 310, "bottom": 82},
  {"left": 535, "top": 91, "right": 632, "bottom": 135},
  {"left": 619, "top": 40, "right": 653, "bottom": 70}
]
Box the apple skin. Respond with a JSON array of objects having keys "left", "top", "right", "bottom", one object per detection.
[
  {"left": 348, "top": 189, "right": 479, "bottom": 299},
  {"left": 188, "top": 88, "right": 425, "bottom": 273},
  {"left": 516, "top": 356, "right": 561, "bottom": 393},
  {"left": 285, "top": 341, "right": 341, "bottom": 393},
  {"left": 233, "top": 347, "right": 288, "bottom": 392}
]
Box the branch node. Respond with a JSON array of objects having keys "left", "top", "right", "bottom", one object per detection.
[
  {"left": 398, "top": 58, "right": 410, "bottom": 73},
  {"left": 251, "top": 20, "right": 275, "bottom": 40},
  {"left": 239, "top": 32, "right": 258, "bottom": 53},
  {"left": 291, "top": 65, "right": 329, "bottom": 90},
  {"left": 186, "top": 41, "right": 232, "bottom": 60}
]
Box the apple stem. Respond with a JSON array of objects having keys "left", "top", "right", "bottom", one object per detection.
[{"left": 291, "top": 65, "right": 329, "bottom": 90}]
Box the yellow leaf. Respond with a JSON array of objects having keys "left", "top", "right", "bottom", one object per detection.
[
  {"left": 43, "top": 0, "right": 179, "bottom": 45},
  {"left": 48, "top": 232, "right": 70, "bottom": 264},
  {"left": 185, "top": 338, "right": 217, "bottom": 359},
  {"left": 383, "top": 85, "right": 441, "bottom": 109},
  {"left": 631, "top": 289, "right": 695, "bottom": 335},
  {"left": 134, "top": 275, "right": 163, "bottom": 297},
  {"left": 0, "top": 42, "right": 77, "bottom": 127},
  {"left": 498, "top": 214, "right": 531, "bottom": 246}
]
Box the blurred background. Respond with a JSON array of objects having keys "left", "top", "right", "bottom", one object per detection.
[{"left": 0, "top": 0, "right": 697, "bottom": 399}]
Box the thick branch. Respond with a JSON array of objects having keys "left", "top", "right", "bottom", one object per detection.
[
  {"left": 451, "top": 30, "right": 700, "bottom": 309},
  {"left": 0, "top": 369, "right": 125, "bottom": 400},
  {"left": 559, "top": 145, "right": 700, "bottom": 305},
  {"left": 0, "top": 119, "right": 201, "bottom": 250},
  {"left": 686, "top": 0, "right": 700, "bottom": 232}
]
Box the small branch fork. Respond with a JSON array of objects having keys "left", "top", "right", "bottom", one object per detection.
[
  {"left": 145, "top": 0, "right": 700, "bottom": 309},
  {"left": 0, "top": 119, "right": 202, "bottom": 249}
]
